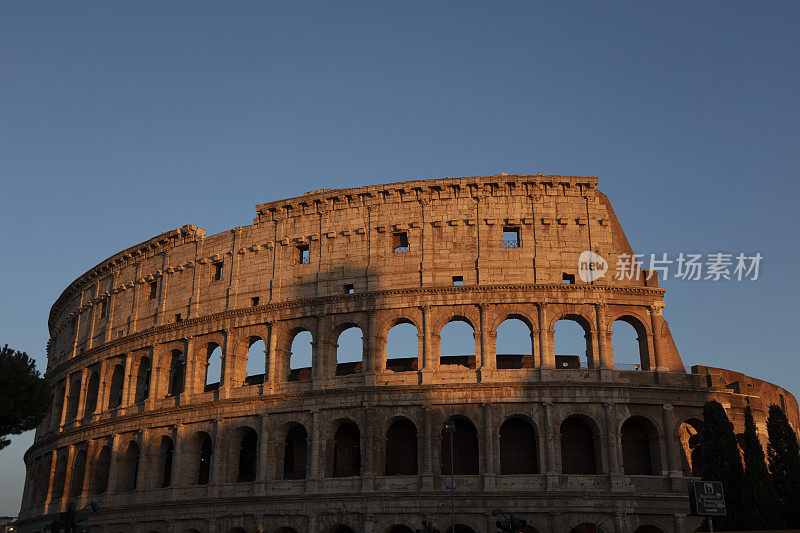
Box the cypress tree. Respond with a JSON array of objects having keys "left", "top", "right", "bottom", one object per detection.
[
  {"left": 740, "top": 405, "right": 782, "bottom": 530},
  {"left": 766, "top": 404, "right": 800, "bottom": 528},
  {"left": 701, "top": 400, "right": 744, "bottom": 530}
]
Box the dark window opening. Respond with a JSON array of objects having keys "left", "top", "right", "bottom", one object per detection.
[
  {"left": 385, "top": 419, "right": 418, "bottom": 476},
  {"left": 148, "top": 281, "right": 158, "bottom": 300},
  {"left": 90, "top": 446, "right": 111, "bottom": 495},
  {"left": 502, "top": 227, "right": 520, "bottom": 248},
  {"left": 118, "top": 442, "right": 139, "bottom": 492},
  {"left": 134, "top": 357, "right": 151, "bottom": 402},
  {"left": 393, "top": 231, "right": 410, "bottom": 253},
  {"left": 297, "top": 244, "right": 310, "bottom": 264},
  {"left": 174, "top": 313, "right": 182, "bottom": 323},
  {"left": 168, "top": 350, "right": 186, "bottom": 396},
  {"left": 284, "top": 425, "right": 308, "bottom": 479},
  {"left": 621, "top": 418, "right": 656, "bottom": 475},
  {"left": 198, "top": 435, "right": 212, "bottom": 485},
  {"left": 160, "top": 437, "right": 174, "bottom": 488},
  {"left": 441, "top": 418, "right": 479, "bottom": 475},
  {"left": 780, "top": 394, "right": 786, "bottom": 411},
  {"left": 250, "top": 296, "right": 260, "bottom": 307},
  {"left": 332, "top": 422, "right": 361, "bottom": 477},
  {"left": 99, "top": 300, "right": 107, "bottom": 319},
  {"left": 107, "top": 364, "right": 125, "bottom": 409},
  {"left": 69, "top": 450, "right": 87, "bottom": 498},
  {"left": 452, "top": 276, "right": 464, "bottom": 286},
  {"left": 562, "top": 273, "right": 575, "bottom": 284},
  {"left": 344, "top": 284, "right": 355, "bottom": 294},
  {"left": 560, "top": 417, "right": 597, "bottom": 474},
  {"left": 499, "top": 418, "right": 538, "bottom": 474},
  {"left": 83, "top": 371, "right": 99, "bottom": 418},
  {"left": 212, "top": 262, "right": 223, "bottom": 281},
  {"left": 237, "top": 429, "right": 258, "bottom": 483}
]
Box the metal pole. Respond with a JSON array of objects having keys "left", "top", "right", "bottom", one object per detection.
[{"left": 708, "top": 517, "right": 713, "bottom": 533}]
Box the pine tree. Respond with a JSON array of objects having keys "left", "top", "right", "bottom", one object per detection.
[
  {"left": 740, "top": 405, "right": 782, "bottom": 530},
  {"left": 701, "top": 400, "right": 744, "bottom": 530},
  {"left": 767, "top": 404, "right": 800, "bottom": 528}
]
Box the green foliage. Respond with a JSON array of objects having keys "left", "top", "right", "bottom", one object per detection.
[
  {"left": 0, "top": 344, "right": 51, "bottom": 451},
  {"left": 767, "top": 404, "right": 800, "bottom": 528},
  {"left": 740, "top": 405, "right": 782, "bottom": 530},
  {"left": 701, "top": 400, "right": 744, "bottom": 530}
]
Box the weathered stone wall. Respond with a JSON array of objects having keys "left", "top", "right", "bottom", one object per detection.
[{"left": 18, "top": 174, "right": 798, "bottom": 533}]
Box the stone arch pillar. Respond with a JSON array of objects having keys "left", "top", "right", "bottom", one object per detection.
[
  {"left": 596, "top": 304, "right": 613, "bottom": 369},
  {"left": 537, "top": 304, "right": 554, "bottom": 369}
]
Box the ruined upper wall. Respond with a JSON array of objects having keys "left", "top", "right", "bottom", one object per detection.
[{"left": 47, "top": 174, "right": 655, "bottom": 364}]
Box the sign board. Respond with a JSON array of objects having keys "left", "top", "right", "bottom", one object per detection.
[{"left": 688, "top": 481, "right": 727, "bottom": 516}]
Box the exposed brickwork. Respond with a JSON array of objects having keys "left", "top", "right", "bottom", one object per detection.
[{"left": 18, "top": 174, "right": 799, "bottom": 533}]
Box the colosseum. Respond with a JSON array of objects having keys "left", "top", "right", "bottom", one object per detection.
[{"left": 17, "top": 174, "right": 799, "bottom": 533}]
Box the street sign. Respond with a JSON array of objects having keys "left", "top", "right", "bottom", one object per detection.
[{"left": 688, "top": 481, "right": 727, "bottom": 516}]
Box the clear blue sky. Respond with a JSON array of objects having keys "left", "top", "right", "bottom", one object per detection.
[{"left": 1, "top": 1, "right": 798, "bottom": 516}]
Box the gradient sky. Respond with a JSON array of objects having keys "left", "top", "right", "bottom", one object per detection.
[{"left": 1, "top": 1, "right": 799, "bottom": 516}]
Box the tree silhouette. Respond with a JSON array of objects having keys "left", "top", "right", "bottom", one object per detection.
[
  {"left": 0, "top": 344, "right": 51, "bottom": 450},
  {"left": 701, "top": 400, "right": 744, "bottom": 530},
  {"left": 740, "top": 405, "right": 782, "bottom": 529},
  {"left": 767, "top": 404, "right": 800, "bottom": 528}
]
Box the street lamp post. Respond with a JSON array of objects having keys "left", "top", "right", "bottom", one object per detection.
[{"left": 443, "top": 420, "right": 455, "bottom": 532}]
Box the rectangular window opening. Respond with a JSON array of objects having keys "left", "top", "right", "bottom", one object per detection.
[
  {"left": 452, "top": 276, "right": 464, "bottom": 286},
  {"left": 148, "top": 281, "right": 158, "bottom": 300},
  {"left": 562, "top": 273, "right": 575, "bottom": 284},
  {"left": 297, "top": 244, "right": 310, "bottom": 264},
  {"left": 502, "top": 226, "right": 520, "bottom": 248},
  {"left": 392, "top": 231, "right": 410, "bottom": 253},
  {"left": 250, "top": 297, "right": 260, "bottom": 307},
  {"left": 212, "top": 262, "right": 223, "bottom": 281},
  {"left": 174, "top": 313, "right": 182, "bottom": 323},
  {"left": 99, "top": 300, "right": 107, "bottom": 319},
  {"left": 344, "top": 284, "right": 355, "bottom": 294}
]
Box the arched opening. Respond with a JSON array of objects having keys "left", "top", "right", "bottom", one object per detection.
[
  {"left": 69, "top": 449, "right": 87, "bottom": 498},
  {"left": 52, "top": 384, "right": 66, "bottom": 428},
  {"left": 198, "top": 433, "right": 212, "bottom": 485},
  {"left": 678, "top": 418, "right": 703, "bottom": 477},
  {"left": 288, "top": 330, "right": 312, "bottom": 381},
  {"left": 204, "top": 344, "right": 223, "bottom": 392},
  {"left": 388, "top": 526, "right": 414, "bottom": 533},
  {"left": 90, "top": 446, "right": 111, "bottom": 494},
  {"left": 236, "top": 428, "right": 258, "bottom": 483},
  {"left": 560, "top": 416, "right": 599, "bottom": 474},
  {"left": 499, "top": 417, "right": 538, "bottom": 474},
  {"left": 134, "top": 357, "right": 151, "bottom": 403},
  {"left": 168, "top": 350, "right": 186, "bottom": 396},
  {"left": 385, "top": 418, "right": 418, "bottom": 476},
  {"left": 554, "top": 316, "right": 593, "bottom": 369},
  {"left": 495, "top": 317, "right": 534, "bottom": 369},
  {"left": 332, "top": 421, "right": 361, "bottom": 477},
  {"left": 330, "top": 526, "right": 356, "bottom": 533},
  {"left": 439, "top": 319, "right": 476, "bottom": 369},
  {"left": 51, "top": 455, "right": 67, "bottom": 500},
  {"left": 621, "top": 417, "right": 659, "bottom": 475},
  {"left": 156, "top": 436, "right": 174, "bottom": 488},
  {"left": 385, "top": 321, "right": 419, "bottom": 372},
  {"left": 66, "top": 375, "right": 81, "bottom": 421},
  {"left": 336, "top": 326, "right": 363, "bottom": 375},
  {"left": 83, "top": 371, "right": 100, "bottom": 417},
  {"left": 118, "top": 441, "right": 139, "bottom": 492},
  {"left": 245, "top": 337, "right": 267, "bottom": 384},
  {"left": 441, "top": 417, "right": 479, "bottom": 475},
  {"left": 634, "top": 526, "right": 663, "bottom": 533},
  {"left": 228, "top": 528, "right": 247, "bottom": 533},
  {"left": 611, "top": 317, "right": 650, "bottom": 370},
  {"left": 276, "top": 529, "right": 299, "bottom": 533},
  {"left": 284, "top": 425, "right": 308, "bottom": 480},
  {"left": 107, "top": 363, "right": 125, "bottom": 409}
]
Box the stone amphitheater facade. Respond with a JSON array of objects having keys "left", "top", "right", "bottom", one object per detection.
[{"left": 18, "top": 174, "right": 800, "bottom": 533}]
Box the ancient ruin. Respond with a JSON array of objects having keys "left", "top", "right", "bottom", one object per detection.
[{"left": 17, "top": 174, "right": 799, "bottom": 532}]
